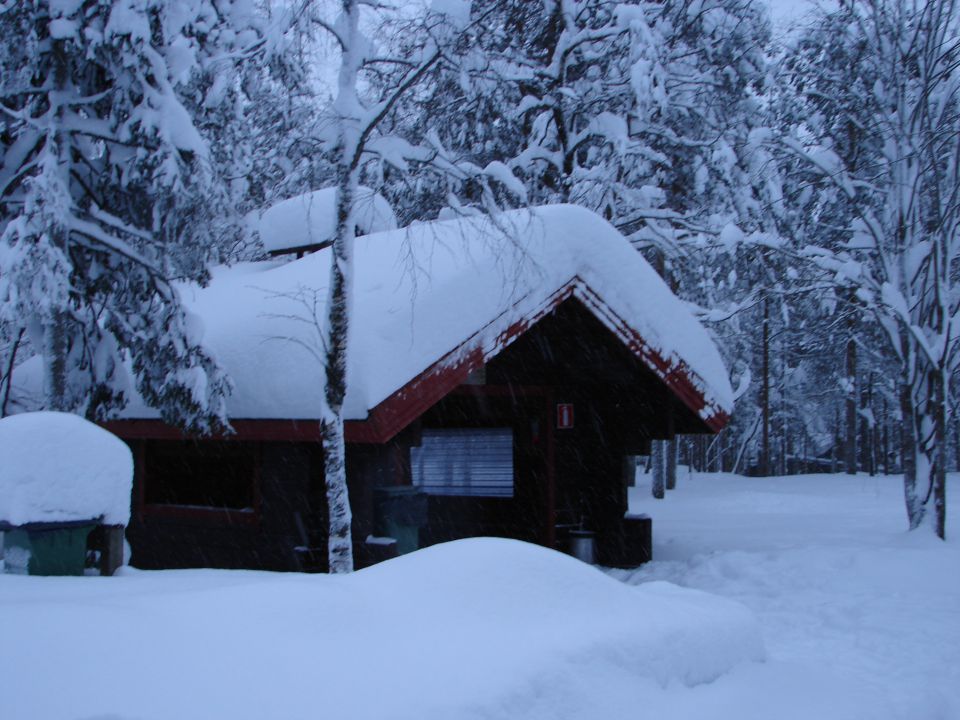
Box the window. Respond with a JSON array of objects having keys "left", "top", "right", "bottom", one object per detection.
[
  {"left": 411, "top": 428, "right": 514, "bottom": 497},
  {"left": 144, "top": 441, "right": 256, "bottom": 512}
]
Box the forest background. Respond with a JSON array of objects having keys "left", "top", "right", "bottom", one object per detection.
[{"left": 1, "top": 0, "right": 957, "bottom": 543}]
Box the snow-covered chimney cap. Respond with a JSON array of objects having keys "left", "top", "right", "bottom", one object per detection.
[
  {"left": 257, "top": 186, "right": 398, "bottom": 256},
  {"left": 0, "top": 412, "right": 133, "bottom": 527}
]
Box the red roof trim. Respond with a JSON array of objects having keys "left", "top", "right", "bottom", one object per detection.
[
  {"left": 353, "top": 275, "right": 728, "bottom": 442},
  {"left": 569, "top": 281, "right": 729, "bottom": 432},
  {"left": 103, "top": 276, "right": 728, "bottom": 443},
  {"left": 101, "top": 419, "right": 327, "bottom": 442},
  {"left": 352, "top": 283, "right": 577, "bottom": 443}
]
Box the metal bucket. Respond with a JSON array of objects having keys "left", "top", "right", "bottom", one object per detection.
[{"left": 568, "top": 530, "right": 596, "bottom": 564}]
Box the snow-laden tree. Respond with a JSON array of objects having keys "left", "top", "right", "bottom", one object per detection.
[
  {"left": 778, "top": 0, "right": 960, "bottom": 537},
  {"left": 386, "top": 0, "right": 636, "bottom": 217},
  {"left": 0, "top": 0, "right": 266, "bottom": 430},
  {"left": 296, "top": 0, "right": 488, "bottom": 572},
  {"left": 384, "top": 2, "right": 776, "bottom": 466}
]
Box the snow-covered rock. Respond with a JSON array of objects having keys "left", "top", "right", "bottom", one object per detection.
[{"left": 0, "top": 412, "right": 132, "bottom": 527}]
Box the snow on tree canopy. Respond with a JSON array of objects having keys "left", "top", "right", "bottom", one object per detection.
[
  {"left": 44, "top": 205, "right": 731, "bottom": 426},
  {"left": 0, "top": 412, "right": 133, "bottom": 527},
  {"left": 256, "top": 186, "right": 398, "bottom": 254}
]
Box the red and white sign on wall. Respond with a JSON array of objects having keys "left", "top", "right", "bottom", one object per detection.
[{"left": 557, "top": 403, "right": 574, "bottom": 430}]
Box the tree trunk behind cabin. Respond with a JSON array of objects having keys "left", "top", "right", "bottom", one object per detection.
[
  {"left": 953, "top": 415, "right": 960, "bottom": 473},
  {"left": 665, "top": 438, "right": 677, "bottom": 490},
  {"left": 845, "top": 338, "right": 857, "bottom": 475},
  {"left": 883, "top": 410, "right": 890, "bottom": 475},
  {"left": 899, "top": 376, "right": 921, "bottom": 530},
  {"left": 760, "top": 297, "right": 770, "bottom": 476},
  {"left": 43, "top": 41, "right": 72, "bottom": 414},
  {"left": 932, "top": 368, "right": 947, "bottom": 539},
  {"left": 831, "top": 406, "right": 839, "bottom": 473},
  {"left": 43, "top": 311, "right": 69, "bottom": 411},
  {"left": 1, "top": 327, "right": 24, "bottom": 417},
  {"left": 651, "top": 441, "right": 666, "bottom": 499},
  {"left": 863, "top": 372, "right": 875, "bottom": 476}
]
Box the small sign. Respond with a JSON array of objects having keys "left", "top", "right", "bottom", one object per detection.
[{"left": 557, "top": 403, "right": 574, "bottom": 430}]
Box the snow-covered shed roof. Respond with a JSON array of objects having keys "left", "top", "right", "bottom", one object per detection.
[
  {"left": 119, "top": 204, "right": 732, "bottom": 437},
  {"left": 256, "top": 186, "right": 397, "bottom": 255},
  {"left": 0, "top": 412, "right": 133, "bottom": 527}
]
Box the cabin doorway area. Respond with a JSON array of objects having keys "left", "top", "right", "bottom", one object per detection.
[{"left": 411, "top": 389, "right": 554, "bottom": 549}]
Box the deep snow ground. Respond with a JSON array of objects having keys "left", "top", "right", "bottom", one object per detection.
[
  {"left": 0, "top": 536, "right": 765, "bottom": 720},
  {"left": 615, "top": 471, "right": 960, "bottom": 720},
  {"left": 1, "top": 472, "right": 956, "bottom": 720}
]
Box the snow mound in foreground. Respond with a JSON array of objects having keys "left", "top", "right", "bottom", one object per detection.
[
  {"left": 0, "top": 411, "right": 132, "bottom": 526},
  {"left": 0, "top": 538, "right": 763, "bottom": 720},
  {"left": 356, "top": 538, "right": 765, "bottom": 688}
]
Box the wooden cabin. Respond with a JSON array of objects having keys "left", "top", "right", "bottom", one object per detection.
[{"left": 97, "top": 204, "right": 732, "bottom": 571}]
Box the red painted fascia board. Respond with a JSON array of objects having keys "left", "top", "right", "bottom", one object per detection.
[
  {"left": 101, "top": 419, "right": 323, "bottom": 442},
  {"left": 353, "top": 284, "right": 577, "bottom": 443},
  {"left": 568, "top": 279, "right": 730, "bottom": 433},
  {"left": 354, "top": 275, "right": 728, "bottom": 442}
]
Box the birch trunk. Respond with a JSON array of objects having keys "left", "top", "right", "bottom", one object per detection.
[
  {"left": 321, "top": 167, "right": 358, "bottom": 574},
  {"left": 320, "top": 0, "right": 364, "bottom": 574},
  {"left": 899, "top": 376, "right": 921, "bottom": 530}
]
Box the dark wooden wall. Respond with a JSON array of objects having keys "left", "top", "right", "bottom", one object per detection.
[
  {"left": 125, "top": 298, "right": 687, "bottom": 570},
  {"left": 128, "top": 441, "right": 326, "bottom": 571},
  {"left": 360, "top": 298, "right": 684, "bottom": 561}
]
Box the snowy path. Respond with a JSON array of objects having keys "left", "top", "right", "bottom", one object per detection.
[{"left": 614, "top": 472, "right": 960, "bottom": 720}]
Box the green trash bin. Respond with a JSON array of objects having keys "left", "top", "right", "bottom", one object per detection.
[
  {"left": 374, "top": 487, "right": 428, "bottom": 555},
  {"left": 3, "top": 521, "right": 96, "bottom": 576}
]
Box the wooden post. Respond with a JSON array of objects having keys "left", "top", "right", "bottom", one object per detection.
[
  {"left": 665, "top": 438, "right": 678, "bottom": 490},
  {"left": 651, "top": 440, "right": 665, "bottom": 499},
  {"left": 100, "top": 525, "right": 125, "bottom": 576}
]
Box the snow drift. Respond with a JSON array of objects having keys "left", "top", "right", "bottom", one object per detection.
[{"left": 0, "top": 538, "right": 763, "bottom": 720}]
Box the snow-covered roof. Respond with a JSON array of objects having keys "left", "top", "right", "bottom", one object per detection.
[
  {"left": 256, "top": 186, "right": 398, "bottom": 254},
  {"left": 122, "top": 204, "right": 732, "bottom": 430},
  {"left": 0, "top": 412, "right": 133, "bottom": 527}
]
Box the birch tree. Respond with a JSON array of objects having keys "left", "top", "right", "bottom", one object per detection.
[
  {"left": 305, "top": 0, "right": 481, "bottom": 572},
  {"left": 779, "top": 0, "right": 960, "bottom": 537}
]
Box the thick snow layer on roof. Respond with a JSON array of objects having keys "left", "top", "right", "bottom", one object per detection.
[
  {"left": 0, "top": 412, "right": 132, "bottom": 526},
  {"left": 117, "top": 204, "right": 732, "bottom": 422},
  {"left": 257, "top": 186, "right": 398, "bottom": 254},
  {"left": 0, "top": 538, "right": 764, "bottom": 720}
]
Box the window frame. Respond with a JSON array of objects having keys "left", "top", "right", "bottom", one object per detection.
[
  {"left": 411, "top": 427, "right": 515, "bottom": 498},
  {"left": 138, "top": 440, "right": 261, "bottom": 527}
]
